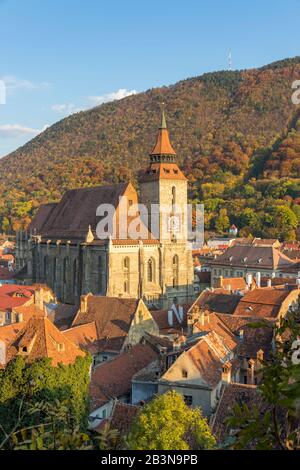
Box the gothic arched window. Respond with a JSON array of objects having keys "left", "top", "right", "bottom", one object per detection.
[
  {"left": 172, "top": 254, "right": 179, "bottom": 288},
  {"left": 123, "top": 257, "right": 130, "bottom": 271},
  {"left": 63, "top": 258, "right": 68, "bottom": 284},
  {"left": 73, "top": 259, "right": 77, "bottom": 293},
  {"left": 172, "top": 186, "right": 176, "bottom": 206},
  {"left": 43, "top": 255, "right": 48, "bottom": 278},
  {"left": 147, "top": 258, "right": 155, "bottom": 283}
]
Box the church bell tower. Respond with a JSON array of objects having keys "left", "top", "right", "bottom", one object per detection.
[{"left": 139, "top": 106, "right": 194, "bottom": 307}]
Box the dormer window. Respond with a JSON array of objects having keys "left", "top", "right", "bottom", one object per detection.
[
  {"left": 182, "top": 369, "right": 188, "bottom": 378},
  {"left": 229, "top": 256, "right": 233, "bottom": 262},
  {"left": 258, "top": 258, "right": 262, "bottom": 264},
  {"left": 243, "top": 257, "right": 248, "bottom": 263},
  {"left": 22, "top": 346, "right": 27, "bottom": 353}
]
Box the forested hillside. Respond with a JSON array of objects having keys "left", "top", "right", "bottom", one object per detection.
[{"left": 0, "top": 57, "right": 300, "bottom": 238}]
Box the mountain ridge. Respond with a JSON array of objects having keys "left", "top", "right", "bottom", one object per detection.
[{"left": 0, "top": 56, "right": 300, "bottom": 236}]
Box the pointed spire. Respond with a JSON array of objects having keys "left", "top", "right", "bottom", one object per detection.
[
  {"left": 150, "top": 104, "right": 176, "bottom": 157},
  {"left": 160, "top": 102, "right": 167, "bottom": 129}
]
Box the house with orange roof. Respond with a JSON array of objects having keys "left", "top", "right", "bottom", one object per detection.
[
  {"left": 158, "top": 331, "right": 236, "bottom": 416},
  {"left": 67, "top": 294, "right": 159, "bottom": 363},
  {"left": 0, "top": 316, "right": 85, "bottom": 368},
  {"left": 88, "top": 343, "right": 159, "bottom": 429}
]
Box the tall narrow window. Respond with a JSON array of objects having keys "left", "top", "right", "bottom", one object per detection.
[
  {"left": 43, "top": 255, "right": 48, "bottom": 278},
  {"left": 123, "top": 257, "right": 130, "bottom": 270},
  {"left": 123, "top": 257, "right": 130, "bottom": 294},
  {"left": 147, "top": 258, "right": 155, "bottom": 283},
  {"left": 172, "top": 186, "right": 176, "bottom": 206},
  {"left": 73, "top": 259, "right": 77, "bottom": 293},
  {"left": 53, "top": 257, "right": 57, "bottom": 284},
  {"left": 98, "top": 256, "right": 103, "bottom": 292},
  {"left": 63, "top": 258, "right": 67, "bottom": 284},
  {"left": 172, "top": 254, "right": 179, "bottom": 288}
]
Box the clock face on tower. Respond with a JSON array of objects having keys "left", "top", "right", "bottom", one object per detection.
[{"left": 167, "top": 213, "right": 181, "bottom": 234}]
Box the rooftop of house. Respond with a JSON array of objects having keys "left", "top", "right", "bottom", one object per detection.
[
  {"left": 63, "top": 322, "right": 99, "bottom": 354},
  {"left": 193, "top": 313, "right": 238, "bottom": 351},
  {"left": 89, "top": 343, "right": 159, "bottom": 410},
  {"left": 150, "top": 304, "right": 190, "bottom": 334},
  {"left": 200, "top": 312, "right": 274, "bottom": 360},
  {"left": 211, "top": 245, "right": 294, "bottom": 270},
  {"left": 12, "top": 304, "right": 46, "bottom": 322},
  {"left": 4, "top": 316, "right": 85, "bottom": 367},
  {"left": 0, "top": 322, "right": 25, "bottom": 345},
  {"left": 211, "top": 383, "right": 260, "bottom": 443},
  {"left": 72, "top": 295, "right": 140, "bottom": 353},
  {"left": 110, "top": 402, "right": 140, "bottom": 436},
  {"left": 160, "top": 331, "right": 232, "bottom": 389},
  {"left": 46, "top": 303, "right": 78, "bottom": 330},
  {"left": 217, "top": 277, "right": 248, "bottom": 292},
  {"left": 233, "top": 286, "right": 299, "bottom": 318},
  {"left": 191, "top": 289, "right": 241, "bottom": 315},
  {"left": 0, "top": 284, "right": 36, "bottom": 310}
]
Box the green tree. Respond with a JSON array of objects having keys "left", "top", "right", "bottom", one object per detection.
[
  {"left": 226, "top": 312, "right": 300, "bottom": 450},
  {"left": 214, "top": 208, "right": 230, "bottom": 234},
  {"left": 127, "top": 391, "right": 216, "bottom": 450}
]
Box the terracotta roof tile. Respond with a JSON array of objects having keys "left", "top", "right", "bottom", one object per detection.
[
  {"left": 211, "top": 383, "right": 261, "bottom": 443},
  {"left": 110, "top": 402, "right": 140, "bottom": 435},
  {"left": 89, "top": 343, "right": 159, "bottom": 410},
  {"left": 72, "top": 296, "right": 139, "bottom": 353},
  {"left": 6, "top": 316, "right": 85, "bottom": 366},
  {"left": 150, "top": 304, "right": 190, "bottom": 334},
  {"left": 63, "top": 322, "right": 98, "bottom": 353},
  {"left": 193, "top": 289, "right": 241, "bottom": 315}
]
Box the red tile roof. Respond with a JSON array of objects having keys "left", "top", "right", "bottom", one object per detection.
[
  {"left": 89, "top": 343, "right": 159, "bottom": 410},
  {"left": 63, "top": 322, "right": 98, "bottom": 354},
  {"left": 110, "top": 402, "right": 140, "bottom": 435},
  {"left": 233, "top": 287, "right": 297, "bottom": 318},
  {"left": 72, "top": 296, "right": 139, "bottom": 353},
  {"left": 211, "top": 383, "right": 260, "bottom": 443},
  {"left": 5, "top": 316, "right": 85, "bottom": 366},
  {"left": 192, "top": 289, "right": 241, "bottom": 315}
]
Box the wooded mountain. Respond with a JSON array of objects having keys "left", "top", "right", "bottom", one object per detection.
[{"left": 1, "top": 57, "right": 300, "bottom": 237}]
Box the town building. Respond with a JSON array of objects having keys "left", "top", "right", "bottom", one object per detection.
[{"left": 15, "top": 110, "right": 194, "bottom": 309}]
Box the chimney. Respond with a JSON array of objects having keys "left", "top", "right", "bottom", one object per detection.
[
  {"left": 246, "top": 273, "right": 253, "bottom": 289},
  {"left": 247, "top": 359, "right": 255, "bottom": 385},
  {"left": 167, "top": 310, "right": 173, "bottom": 327},
  {"left": 267, "top": 279, "right": 272, "bottom": 288},
  {"left": 256, "top": 272, "right": 261, "bottom": 288},
  {"left": 222, "top": 362, "right": 232, "bottom": 384},
  {"left": 0, "top": 340, "right": 6, "bottom": 366},
  {"left": 239, "top": 329, "right": 244, "bottom": 340},
  {"left": 80, "top": 294, "right": 89, "bottom": 314}
]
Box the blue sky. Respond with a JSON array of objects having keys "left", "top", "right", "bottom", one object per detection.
[{"left": 0, "top": 0, "right": 300, "bottom": 157}]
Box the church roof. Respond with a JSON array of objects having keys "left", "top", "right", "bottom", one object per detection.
[
  {"left": 29, "top": 203, "right": 58, "bottom": 233},
  {"left": 31, "top": 182, "right": 130, "bottom": 240},
  {"left": 150, "top": 107, "right": 176, "bottom": 156}
]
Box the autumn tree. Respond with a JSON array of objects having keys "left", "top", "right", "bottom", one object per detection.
[{"left": 127, "top": 391, "right": 216, "bottom": 450}]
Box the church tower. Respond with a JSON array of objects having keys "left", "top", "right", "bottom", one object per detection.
[{"left": 139, "top": 106, "right": 194, "bottom": 306}]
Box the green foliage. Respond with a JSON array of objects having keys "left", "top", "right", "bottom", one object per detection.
[
  {"left": 0, "top": 59, "right": 300, "bottom": 235},
  {"left": 127, "top": 390, "right": 216, "bottom": 450},
  {"left": 0, "top": 354, "right": 92, "bottom": 443},
  {"left": 226, "top": 312, "right": 300, "bottom": 450}
]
